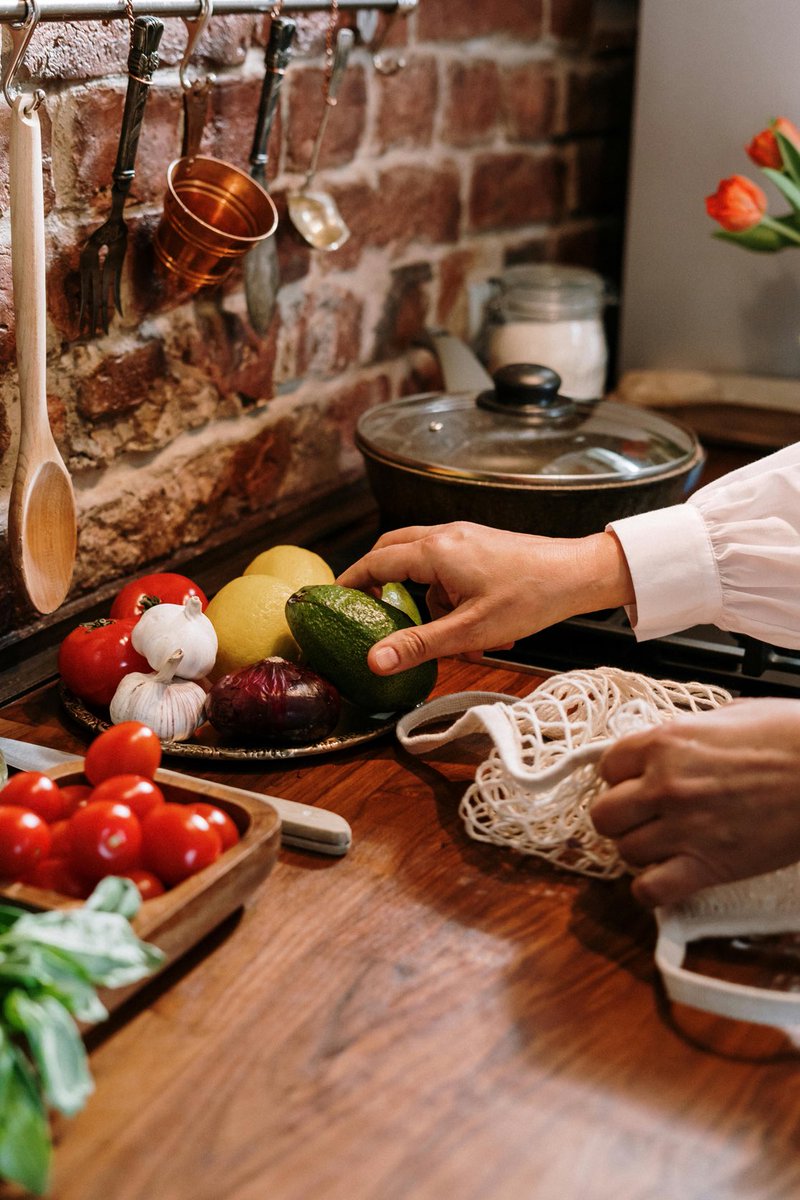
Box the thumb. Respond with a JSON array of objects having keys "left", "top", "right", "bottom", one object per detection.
[
  {"left": 366, "top": 608, "right": 483, "bottom": 674},
  {"left": 367, "top": 627, "right": 435, "bottom": 675}
]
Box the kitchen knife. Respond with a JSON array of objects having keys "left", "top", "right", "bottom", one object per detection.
[
  {"left": 244, "top": 15, "right": 296, "bottom": 333},
  {"left": 0, "top": 736, "right": 351, "bottom": 856}
]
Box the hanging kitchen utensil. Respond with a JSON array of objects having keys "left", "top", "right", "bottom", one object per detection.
[
  {"left": 287, "top": 26, "right": 354, "bottom": 252},
  {"left": 7, "top": 75, "right": 77, "bottom": 614},
  {"left": 178, "top": 0, "right": 216, "bottom": 160},
  {"left": 243, "top": 14, "right": 296, "bottom": 334},
  {"left": 358, "top": 0, "right": 417, "bottom": 76},
  {"left": 78, "top": 15, "right": 164, "bottom": 338},
  {"left": 154, "top": 0, "right": 278, "bottom": 292}
]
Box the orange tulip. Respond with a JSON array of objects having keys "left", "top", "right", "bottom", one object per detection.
[
  {"left": 705, "top": 174, "right": 767, "bottom": 232},
  {"left": 746, "top": 117, "right": 800, "bottom": 168}
]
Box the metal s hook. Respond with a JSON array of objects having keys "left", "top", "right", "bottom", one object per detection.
[
  {"left": 180, "top": 0, "right": 216, "bottom": 93},
  {"left": 2, "top": 0, "right": 45, "bottom": 112},
  {"left": 364, "top": 0, "right": 417, "bottom": 77}
]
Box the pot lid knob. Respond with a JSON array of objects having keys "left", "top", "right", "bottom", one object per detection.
[{"left": 476, "top": 363, "right": 577, "bottom": 422}]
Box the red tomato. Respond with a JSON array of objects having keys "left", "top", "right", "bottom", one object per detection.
[
  {"left": 60, "top": 784, "right": 92, "bottom": 816},
  {"left": 187, "top": 803, "right": 239, "bottom": 851},
  {"left": 68, "top": 801, "right": 142, "bottom": 883},
  {"left": 0, "top": 772, "right": 68, "bottom": 823},
  {"left": 88, "top": 775, "right": 165, "bottom": 820},
  {"left": 58, "top": 618, "right": 149, "bottom": 708},
  {"left": 49, "top": 819, "right": 73, "bottom": 859},
  {"left": 141, "top": 804, "right": 221, "bottom": 885},
  {"left": 28, "top": 857, "right": 90, "bottom": 899},
  {"left": 110, "top": 573, "right": 208, "bottom": 619},
  {"left": 84, "top": 722, "right": 162, "bottom": 785},
  {"left": 120, "top": 868, "right": 166, "bottom": 901},
  {"left": 0, "top": 807, "right": 52, "bottom": 880}
]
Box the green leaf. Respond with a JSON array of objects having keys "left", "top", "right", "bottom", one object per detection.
[
  {"left": 713, "top": 225, "right": 788, "bottom": 251},
  {"left": 761, "top": 166, "right": 800, "bottom": 213},
  {"left": 0, "top": 944, "right": 108, "bottom": 1025},
  {"left": 3, "top": 909, "right": 165, "bottom": 988},
  {"left": 0, "top": 1030, "right": 51, "bottom": 1196},
  {"left": 776, "top": 130, "right": 800, "bottom": 187},
  {"left": 0, "top": 904, "right": 24, "bottom": 933},
  {"left": 4, "top": 990, "right": 93, "bottom": 1117},
  {"left": 85, "top": 875, "right": 142, "bottom": 920},
  {"left": 5, "top": 990, "right": 93, "bottom": 1116}
]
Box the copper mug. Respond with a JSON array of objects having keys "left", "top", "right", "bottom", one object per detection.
[{"left": 154, "top": 153, "right": 278, "bottom": 291}]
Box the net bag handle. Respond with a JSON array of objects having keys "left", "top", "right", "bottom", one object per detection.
[{"left": 655, "top": 910, "right": 800, "bottom": 1028}]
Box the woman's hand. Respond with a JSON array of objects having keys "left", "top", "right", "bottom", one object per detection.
[
  {"left": 337, "top": 521, "right": 633, "bottom": 674},
  {"left": 591, "top": 698, "right": 800, "bottom": 908}
]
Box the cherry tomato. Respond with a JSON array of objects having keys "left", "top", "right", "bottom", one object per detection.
[
  {"left": 48, "top": 819, "right": 73, "bottom": 859},
  {"left": 187, "top": 803, "right": 239, "bottom": 851},
  {"left": 60, "top": 784, "right": 92, "bottom": 816},
  {"left": 0, "top": 772, "right": 68, "bottom": 823},
  {"left": 110, "top": 573, "right": 208, "bottom": 619},
  {"left": 28, "top": 857, "right": 90, "bottom": 899},
  {"left": 120, "top": 868, "right": 166, "bottom": 901},
  {"left": 0, "top": 807, "right": 52, "bottom": 881},
  {"left": 84, "top": 722, "right": 162, "bottom": 785},
  {"left": 141, "top": 804, "right": 221, "bottom": 885},
  {"left": 88, "top": 775, "right": 165, "bottom": 820},
  {"left": 58, "top": 618, "right": 149, "bottom": 708},
  {"left": 68, "top": 802, "right": 142, "bottom": 883}
]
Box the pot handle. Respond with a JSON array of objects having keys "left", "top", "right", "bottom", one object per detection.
[{"left": 418, "top": 328, "right": 494, "bottom": 393}]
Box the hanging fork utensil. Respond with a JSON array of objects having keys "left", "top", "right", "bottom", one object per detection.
[{"left": 78, "top": 15, "right": 163, "bottom": 338}]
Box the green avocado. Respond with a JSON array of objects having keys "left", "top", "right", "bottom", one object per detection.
[{"left": 285, "top": 584, "right": 437, "bottom": 714}]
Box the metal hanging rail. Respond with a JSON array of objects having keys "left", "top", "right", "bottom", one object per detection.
[{"left": 0, "top": 0, "right": 412, "bottom": 20}]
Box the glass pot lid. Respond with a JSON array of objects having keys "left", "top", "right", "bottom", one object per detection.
[{"left": 356, "top": 364, "right": 700, "bottom": 487}]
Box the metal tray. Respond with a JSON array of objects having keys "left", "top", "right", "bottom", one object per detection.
[{"left": 60, "top": 684, "right": 397, "bottom": 761}]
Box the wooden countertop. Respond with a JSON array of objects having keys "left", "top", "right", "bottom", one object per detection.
[{"left": 1, "top": 656, "right": 799, "bottom": 1200}]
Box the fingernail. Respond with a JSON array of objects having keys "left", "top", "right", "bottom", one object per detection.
[{"left": 373, "top": 645, "right": 400, "bottom": 672}]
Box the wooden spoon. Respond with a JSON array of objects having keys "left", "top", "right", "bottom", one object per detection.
[{"left": 8, "top": 95, "right": 77, "bottom": 614}]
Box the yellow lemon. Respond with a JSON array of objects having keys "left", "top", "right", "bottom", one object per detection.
[
  {"left": 205, "top": 574, "right": 299, "bottom": 681},
  {"left": 243, "top": 544, "right": 335, "bottom": 591}
]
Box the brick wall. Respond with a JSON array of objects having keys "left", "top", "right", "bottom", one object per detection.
[{"left": 0, "top": 0, "right": 638, "bottom": 640}]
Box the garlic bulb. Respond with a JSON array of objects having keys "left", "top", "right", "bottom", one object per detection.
[
  {"left": 131, "top": 595, "right": 218, "bottom": 680},
  {"left": 110, "top": 651, "right": 207, "bottom": 741}
]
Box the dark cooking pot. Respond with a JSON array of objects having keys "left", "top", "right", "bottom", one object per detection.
[{"left": 355, "top": 344, "right": 705, "bottom": 539}]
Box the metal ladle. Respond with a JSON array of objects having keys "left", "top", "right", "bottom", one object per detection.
[{"left": 287, "top": 27, "right": 354, "bottom": 252}]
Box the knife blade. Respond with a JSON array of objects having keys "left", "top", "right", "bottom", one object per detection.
[{"left": 0, "top": 736, "right": 351, "bottom": 856}]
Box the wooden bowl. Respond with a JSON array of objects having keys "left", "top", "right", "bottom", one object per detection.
[{"left": 0, "top": 764, "right": 282, "bottom": 1012}]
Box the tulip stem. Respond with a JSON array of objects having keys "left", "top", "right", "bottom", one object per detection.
[{"left": 761, "top": 216, "right": 800, "bottom": 246}]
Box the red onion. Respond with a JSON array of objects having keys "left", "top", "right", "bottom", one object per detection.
[{"left": 205, "top": 657, "right": 341, "bottom": 745}]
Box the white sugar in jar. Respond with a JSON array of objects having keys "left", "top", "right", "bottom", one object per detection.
[{"left": 479, "top": 265, "right": 609, "bottom": 401}]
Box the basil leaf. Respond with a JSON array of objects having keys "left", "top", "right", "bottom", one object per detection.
[
  {"left": 0, "top": 945, "right": 109, "bottom": 1025},
  {"left": 85, "top": 875, "right": 142, "bottom": 920},
  {"left": 0, "top": 1029, "right": 51, "bottom": 1196},
  {"left": 3, "top": 910, "right": 165, "bottom": 988},
  {"left": 0, "top": 904, "right": 24, "bottom": 933},
  {"left": 4, "top": 989, "right": 93, "bottom": 1118}
]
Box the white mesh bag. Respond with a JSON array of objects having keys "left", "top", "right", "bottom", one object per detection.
[{"left": 397, "top": 667, "right": 800, "bottom": 1029}]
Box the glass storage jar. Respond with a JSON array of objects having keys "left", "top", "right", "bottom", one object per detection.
[{"left": 477, "top": 264, "right": 609, "bottom": 401}]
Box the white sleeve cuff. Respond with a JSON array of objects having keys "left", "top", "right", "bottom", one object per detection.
[{"left": 607, "top": 503, "right": 722, "bottom": 641}]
